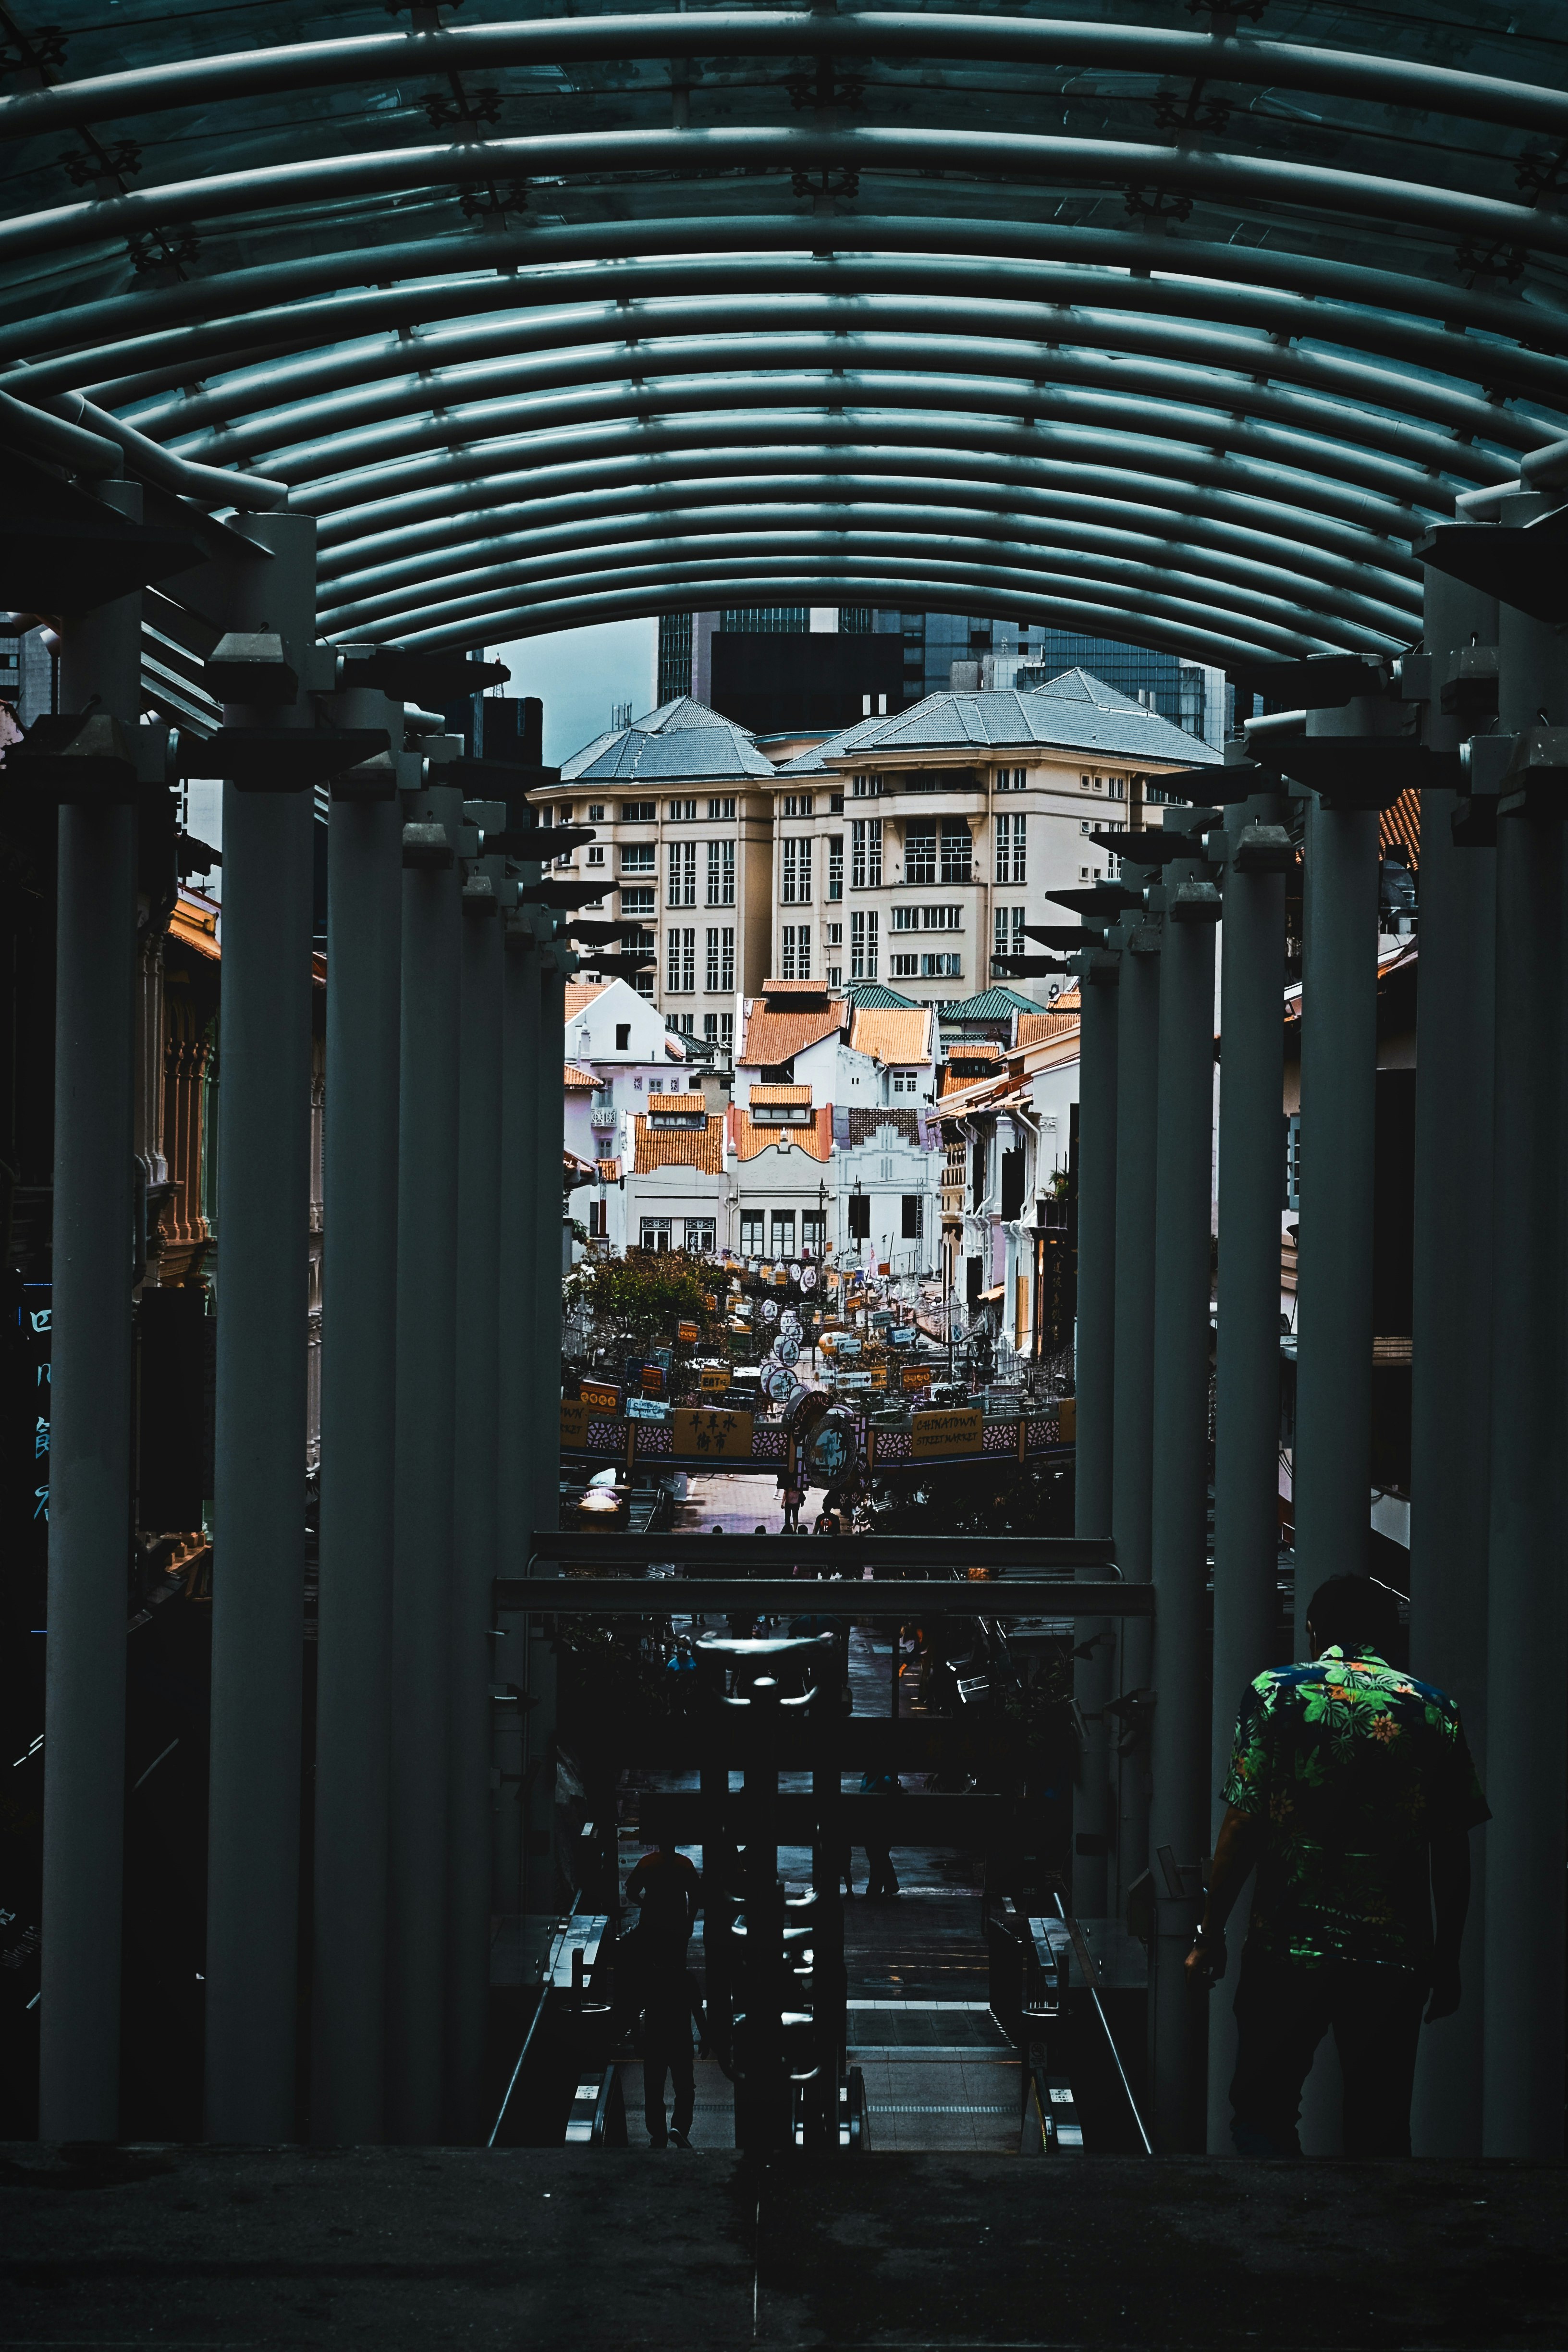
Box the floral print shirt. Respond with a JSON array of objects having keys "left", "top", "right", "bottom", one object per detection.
[{"left": 1222, "top": 1647, "right": 1489, "bottom": 1973}]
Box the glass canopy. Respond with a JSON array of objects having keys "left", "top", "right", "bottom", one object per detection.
[{"left": 2, "top": 0, "right": 1566, "bottom": 662}]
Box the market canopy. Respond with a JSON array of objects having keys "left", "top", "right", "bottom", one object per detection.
[{"left": 2, "top": 1, "right": 1566, "bottom": 667}]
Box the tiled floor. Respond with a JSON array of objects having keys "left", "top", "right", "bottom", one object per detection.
[{"left": 850, "top": 2048, "right": 1021, "bottom": 2153}]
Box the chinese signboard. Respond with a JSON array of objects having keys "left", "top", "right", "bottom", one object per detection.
[
  {"left": 677, "top": 1320, "right": 699, "bottom": 1343},
  {"left": 910, "top": 1407, "right": 984, "bottom": 1458},
  {"left": 699, "top": 1367, "right": 733, "bottom": 1395},
  {"left": 671, "top": 1407, "right": 755, "bottom": 1459},
  {"left": 901, "top": 1363, "right": 933, "bottom": 1396},
  {"left": 579, "top": 1379, "right": 620, "bottom": 1415}
]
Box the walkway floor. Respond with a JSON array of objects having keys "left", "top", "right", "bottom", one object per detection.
[{"left": 5, "top": 2144, "right": 1564, "bottom": 2348}]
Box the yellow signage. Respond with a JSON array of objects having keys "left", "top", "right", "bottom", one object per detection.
[
  {"left": 560, "top": 1399, "right": 591, "bottom": 1448},
  {"left": 672, "top": 1407, "right": 755, "bottom": 1459},
  {"left": 699, "top": 1367, "right": 733, "bottom": 1394},
  {"left": 641, "top": 1366, "right": 666, "bottom": 1395},
  {"left": 579, "top": 1380, "right": 619, "bottom": 1415},
  {"left": 677, "top": 1319, "right": 699, "bottom": 1343},
  {"left": 868, "top": 1363, "right": 888, "bottom": 1389},
  {"left": 901, "top": 1363, "right": 933, "bottom": 1396},
  {"left": 910, "top": 1407, "right": 984, "bottom": 1458}
]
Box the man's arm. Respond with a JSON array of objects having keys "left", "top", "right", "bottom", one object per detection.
[
  {"left": 1185, "top": 1805, "right": 1268, "bottom": 1986},
  {"left": 1426, "top": 1825, "right": 1470, "bottom": 2022}
]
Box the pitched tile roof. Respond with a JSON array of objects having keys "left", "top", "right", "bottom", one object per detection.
[
  {"left": 749, "top": 1084, "right": 812, "bottom": 1105},
  {"left": 595, "top": 1157, "right": 622, "bottom": 1182},
  {"left": 843, "top": 980, "right": 919, "bottom": 1010},
  {"left": 560, "top": 695, "right": 777, "bottom": 784},
  {"left": 631, "top": 1113, "right": 726, "bottom": 1174},
  {"left": 793, "top": 667, "right": 1221, "bottom": 770},
  {"left": 564, "top": 979, "right": 610, "bottom": 1021},
  {"left": 169, "top": 894, "right": 221, "bottom": 962},
  {"left": 1015, "top": 1009, "right": 1079, "bottom": 1049},
  {"left": 564, "top": 1063, "right": 598, "bottom": 1089},
  {"left": 737, "top": 1000, "right": 846, "bottom": 1066},
  {"left": 760, "top": 976, "right": 835, "bottom": 997},
  {"left": 1380, "top": 787, "right": 1420, "bottom": 868},
  {"left": 847, "top": 1004, "right": 933, "bottom": 1066},
  {"left": 730, "top": 1105, "right": 833, "bottom": 1162},
  {"left": 940, "top": 987, "right": 1046, "bottom": 1022}
]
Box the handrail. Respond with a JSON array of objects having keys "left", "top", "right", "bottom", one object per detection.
[
  {"left": 498, "top": 1576, "right": 1148, "bottom": 1617},
  {"left": 1055, "top": 1896, "right": 1152, "bottom": 2157},
  {"left": 526, "top": 1529, "right": 1113, "bottom": 1572}
]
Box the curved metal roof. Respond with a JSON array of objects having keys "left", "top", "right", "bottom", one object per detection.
[{"left": 3, "top": 1, "right": 1566, "bottom": 667}]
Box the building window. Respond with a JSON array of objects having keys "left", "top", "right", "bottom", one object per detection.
[
  {"left": 1079, "top": 865, "right": 1103, "bottom": 881},
  {"left": 666, "top": 798, "right": 697, "bottom": 821},
  {"left": 684, "top": 1216, "right": 715, "bottom": 1253},
  {"left": 1079, "top": 775, "right": 1103, "bottom": 795},
  {"left": 906, "top": 821, "right": 936, "bottom": 885},
  {"left": 771, "top": 1210, "right": 796, "bottom": 1257},
  {"left": 668, "top": 840, "right": 697, "bottom": 906},
  {"left": 740, "top": 1209, "right": 764, "bottom": 1256},
  {"left": 847, "top": 1189, "right": 870, "bottom": 1240},
  {"left": 587, "top": 802, "right": 606, "bottom": 821},
  {"left": 851, "top": 818, "right": 882, "bottom": 889},
  {"left": 941, "top": 821, "right": 974, "bottom": 885},
  {"left": 892, "top": 904, "right": 961, "bottom": 932},
  {"left": 851, "top": 774, "right": 882, "bottom": 798},
  {"left": 622, "top": 844, "right": 656, "bottom": 874},
  {"left": 781, "top": 923, "right": 812, "bottom": 979},
  {"left": 850, "top": 909, "right": 879, "bottom": 980},
  {"left": 1286, "top": 1111, "right": 1301, "bottom": 1210},
  {"left": 890, "top": 953, "right": 918, "bottom": 978},
  {"left": 586, "top": 843, "right": 606, "bottom": 867},
  {"left": 901, "top": 1193, "right": 924, "bottom": 1240},
  {"left": 622, "top": 800, "right": 656, "bottom": 821},
  {"left": 996, "top": 767, "right": 1027, "bottom": 792},
  {"left": 921, "top": 951, "right": 962, "bottom": 979},
  {"left": 703, "top": 1010, "right": 735, "bottom": 1048},
  {"left": 707, "top": 796, "right": 736, "bottom": 821},
  {"left": 620, "top": 885, "right": 655, "bottom": 919},
  {"left": 995, "top": 812, "right": 1026, "bottom": 884},
  {"left": 658, "top": 612, "right": 693, "bottom": 703},
  {"left": 639, "top": 1216, "right": 672, "bottom": 1251},
  {"left": 781, "top": 836, "right": 813, "bottom": 904},
  {"left": 706, "top": 838, "right": 735, "bottom": 906},
  {"left": 892, "top": 1070, "right": 919, "bottom": 1094},
  {"left": 829, "top": 792, "right": 845, "bottom": 813},
  {"left": 994, "top": 906, "right": 1026, "bottom": 961},
  {"left": 1108, "top": 777, "right": 1126, "bottom": 801},
  {"left": 705, "top": 926, "right": 735, "bottom": 991},
  {"left": 800, "top": 1209, "right": 825, "bottom": 1258},
  {"left": 782, "top": 793, "right": 814, "bottom": 817},
  {"left": 666, "top": 926, "right": 696, "bottom": 992},
  {"left": 828, "top": 836, "right": 844, "bottom": 900}
]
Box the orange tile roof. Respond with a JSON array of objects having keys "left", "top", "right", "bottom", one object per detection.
[
  {"left": 632, "top": 1113, "right": 725, "bottom": 1173},
  {"left": 1015, "top": 1009, "right": 1079, "bottom": 1048},
  {"left": 564, "top": 1062, "right": 597, "bottom": 1089},
  {"left": 564, "top": 979, "right": 611, "bottom": 1021},
  {"left": 760, "top": 977, "right": 836, "bottom": 996},
  {"left": 596, "top": 1157, "right": 622, "bottom": 1183},
  {"left": 737, "top": 1001, "right": 845, "bottom": 1065},
  {"left": 749, "top": 1083, "right": 812, "bottom": 1105},
  {"left": 1380, "top": 787, "right": 1420, "bottom": 868},
  {"left": 169, "top": 894, "right": 220, "bottom": 962},
  {"left": 847, "top": 1004, "right": 932, "bottom": 1066},
  {"left": 730, "top": 1104, "right": 833, "bottom": 1162}
]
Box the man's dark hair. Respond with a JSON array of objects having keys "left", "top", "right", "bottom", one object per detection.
[{"left": 1305, "top": 1575, "right": 1400, "bottom": 1656}]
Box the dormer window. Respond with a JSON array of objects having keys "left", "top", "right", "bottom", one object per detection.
[{"left": 648, "top": 1108, "right": 707, "bottom": 1130}]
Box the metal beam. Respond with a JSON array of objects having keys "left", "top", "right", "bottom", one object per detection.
[
  {"left": 497, "top": 1579, "right": 1145, "bottom": 1616},
  {"left": 319, "top": 518, "right": 1409, "bottom": 647},
  {"left": 5, "top": 14, "right": 1567, "bottom": 147},
  {"left": 6, "top": 220, "right": 1559, "bottom": 386},
  {"left": 131, "top": 298, "right": 1539, "bottom": 459}
]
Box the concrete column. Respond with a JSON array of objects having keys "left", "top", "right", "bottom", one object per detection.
[
  {"left": 388, "top": 774, "right": 463, "bottom": 2142},
  {"left": 1290, "top": 694, "right": 1391, "bottom": 2155},
  {"left": 1108, "top": 881, "right": 1160, "bottom": 1906},
  {"left": 1071, "top": 948, "right": 1118, "bottom": 1919},
  {"left": 205, "top": 512, "right": 317, "bottom": 2143},
  {"left": 1290, "top": 784, "right": 1380, "bottom": 1649},
  {"left": 39, "top": 485, "right": 143, "bottom": 2143},
  {"left": 494, "top": 905, "right": 540, "bottom": 1923},
  {"left": 312, "top": 687, "right": 406, "bottom": 2145},
  {"left": 1147, "top": 868, "right": 1218, "bottom": 2152},
  {"left": 1482, "top": 590, "right": 1567, "bottom": 2158},
  {"left": 448, "top": 843, "right": 504, "bottom": 2143},
  {"left": 1408, "top": 573, "right": 1497, "bottom": 2158},
  {"left": 523, "top": 942, "right": 567, "bottom": 1915},
  {"left": 1206, "top": 792, "right": 1288, "bottom": 2149}
]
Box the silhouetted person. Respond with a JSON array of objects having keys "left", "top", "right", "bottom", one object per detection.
[
  {"left": 1188, "top": 1574, "right": 1488, "bottom": 2157},
  {"left": 860, "top": 1768, "right": 901, "bottom": 1900},
  {"left": 640, "top": 1960, "right": 707, "bottom": 2150},
  {"left": 626, "top": 1836, "right": 699, "bottom": 1956}
]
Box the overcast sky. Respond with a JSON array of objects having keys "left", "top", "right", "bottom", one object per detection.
[{"left": 489, "top": 618, "right": 659, "bottom": 765}]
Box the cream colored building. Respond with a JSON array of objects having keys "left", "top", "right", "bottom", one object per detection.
[{"left": 769, "top": 667, "right": 1220, "bottom": 1017}]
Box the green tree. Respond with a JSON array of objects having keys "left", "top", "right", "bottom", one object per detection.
[{"left": 564, "top": 1249, "right": 729, "bottom": 1359}]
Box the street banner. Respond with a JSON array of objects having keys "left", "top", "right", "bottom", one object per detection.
[
  {"left": 579, "top": 1379, "right": 619, "bottom": 1414},
  {"left": 673, "top": 1407, "right": 754, "bottom": 1459},
  {"left": 699, "top": 1367, "right": 733, "bottom": 1394},
  {"left": 911, "top": 1407, "right": 983, "bottom": 1457}
]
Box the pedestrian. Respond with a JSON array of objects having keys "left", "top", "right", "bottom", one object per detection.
[
  {"left": 626, "top": 1834, "right": 700, "bottom": 1956},
  {"left": 640, "top": 1955, "right": 707, "bottom": 2150},
  {"left": 1187, "top": 1574, "right": 1488, "bottom": 2158},
  {"left": 860, "top": 1768, "right": 901, "bottom": 1900}
]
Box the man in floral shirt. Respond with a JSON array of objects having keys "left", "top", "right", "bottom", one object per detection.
[{"left": 1187, "top": 1574, "right": 1488, "bottom": 2156}]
